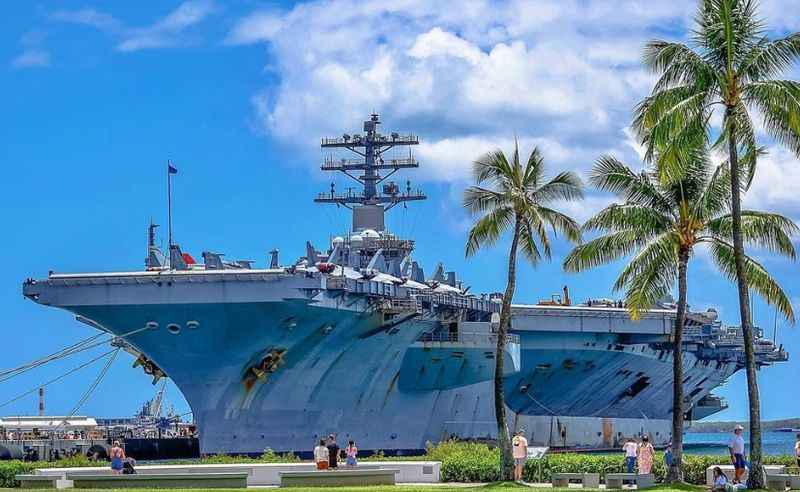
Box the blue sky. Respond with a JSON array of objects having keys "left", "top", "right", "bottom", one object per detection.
[{"left": 2, "top": 0, "right": 799, "bottom": 423}]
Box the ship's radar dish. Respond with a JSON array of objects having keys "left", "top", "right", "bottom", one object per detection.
[{"left": 362, "top": 229, "right": 379, "bottom": 238}]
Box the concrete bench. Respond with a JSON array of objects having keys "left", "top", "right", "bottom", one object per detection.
[
  {"left": 706, "top": 465, "right": 787, "bottom": 486},
  {"left": 66, "top": 472, "right": 248, "bottom": 489},
  {"left": 606, "top": 473, "right": 654, "bottom": 489},
  {"left": 14, "top": 475, "right": 60, "bottom": 489},
  {"left": 766, "top": 473, "right": 800, "bottom": 491},
  {"left": 278, "top": 468, "right": 398, "bottom": 487},
  {"left": 552, "top": 472, "right": 600, "bottom": 488}
]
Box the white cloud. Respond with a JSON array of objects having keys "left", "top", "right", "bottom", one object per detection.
[
  {"left": 416, "top": 135, "right": 583, "bottom": 183},
  {"left": 226, "top": 11, "right": 283, "bottom": 45},
  {"left": 11, "top": 30, "right": 50, "bottom": 69},
  {"left": 230, "top": 0, "right": 689, "bottom": 187},
  {"left": 408, "top": 28, "right": 484, "bottom": 65},
  {"left": 50, "top": 8, "right": 123, "bottom": 32},
  {"left": 228, "top": 0, "right": 800, "bottom": 230},
  {"left": 744, "top": 146, "right": 800, "bottom": 218},
  {"left": 11, "top": 49, "right": 50, "bottom": 69},
  {"left": 51, "top": 1, "right": 216, "bottom": 52}
]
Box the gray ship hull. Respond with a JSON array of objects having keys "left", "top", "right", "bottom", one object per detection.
[{"left": 23, "top": 269, "right": 752, "bottom": 454}]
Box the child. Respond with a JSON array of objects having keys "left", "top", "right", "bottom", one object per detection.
[{"left": 345, "top": 440, "right": 358, "bottom": 467}]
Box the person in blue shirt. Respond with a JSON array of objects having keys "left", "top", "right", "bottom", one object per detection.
[{"left": 664, "top": 442, "right": 673, "bottom": 469}]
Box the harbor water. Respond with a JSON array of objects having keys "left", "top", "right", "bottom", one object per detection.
[{"left": 684, "top": 431, "right": 798, "bottom": 456}]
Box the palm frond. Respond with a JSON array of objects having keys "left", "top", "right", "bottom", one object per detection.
[
  {"left": 622, "top": 236, "right": 679, "bottom": 319},
  {"left": 705, "top": 210, "right": 799, "bottom": 258},
  {"left": 563, "top": 231, "right": 649, "bottom": 272},
  {"left": 590, "top": 156, "right": 675, "bottom": 215},
  {"left": 739, "top": 33, "right": 800, "bottom": 82},
  {"left": 613, "top": 232, "right": 680, "bottom": 293},
  {"left": 532, "top": 171, "right": 584, "bottom": 204},
  {"left": 633, "top": 85, "right": 713, "bottom": 160},
  {"left": 582, "top": 203, "right": 672, "bottom": 237},
  {"left": 643, "top": 40, "right": 716, "bottom": 92},
  {"left": 472, "top": 150, "right": 514, "bottom": 189},
  {"left": 518, "top": 216, "right": 544, "bottom": 264},
  {"left": 715, "top": 101, "right": 760, "bottom": 188},
  {"left": 536, "top": 206, "right": 582, "bottom": 244},
  {"left": 465, "top": 206, "right": 514, "bottom": 258},
  {"left": 463, "top": 186, "right": 511, "bottom": 215},
  {"left": 463, "top": 144, "right": 582, "bottom": 265},
  {"left": 692, "top": 161, "right": 732, "bottom": 220},
  {"left": 707, "top": 238, "right": 795, "bottom": 323},
  {"left": 522, "top": 146, "right": 545, "bottom": 190},
  {"left": 744, "top": 79, "right": 800, "bottom": 155}
]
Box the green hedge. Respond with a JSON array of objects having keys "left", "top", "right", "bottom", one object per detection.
[
  {"left": 0, "top": 456, "right": 98, "bottom": 488},
  {"left": 2, "top": 443, "right": 796, "bottom": 487},
  {"left": 426, "top": 441, "right": 797, "bottom": 484}
]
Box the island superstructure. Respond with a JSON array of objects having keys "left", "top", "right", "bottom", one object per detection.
[{"left": 23, "top": 114, "right": 787, "bottom": 454}]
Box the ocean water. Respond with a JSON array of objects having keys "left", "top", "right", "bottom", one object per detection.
[{"left": 684, "top": 431, "right": 799, "bottom": 456}]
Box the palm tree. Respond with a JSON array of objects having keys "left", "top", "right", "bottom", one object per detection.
[
  {"left": 633, "top": 1, "right": 800, "bottom": 485},
  {"left": 563, "top": 149, "right": 796, "bottom": 482},
  {"left": 463, "top": 143, "right": 582, "bottom": 481}
]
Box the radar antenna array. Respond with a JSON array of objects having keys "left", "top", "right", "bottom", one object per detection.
[{"left": 316, "top": 114, "right": 426, "bottom": 213}]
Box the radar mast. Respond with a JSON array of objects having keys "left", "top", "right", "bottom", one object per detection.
[{"left": 316, "top": 114, "right": 426, "bottom": 232}]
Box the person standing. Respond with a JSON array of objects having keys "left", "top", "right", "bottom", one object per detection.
[
  {"left": 511, "top": 430, "right": 528, "bottom": 482},
  {"left": 314, "top": 439, "right": 329, "bottom": 470},
  {"left": 664, "top": 441, "right": 673, "bottom": 470},
  {"left": 794, "top": 433, "right": 800, "bottom": 468},
  {"left": 345, "top": 440, "right": 358, "bottom": 467},
  {"left": 728, "top": 425, "right": 746, "bottom": 484},
  {"left": 326, "top": 435, "right": 340, "bottom": 470},
  {"left": 622, "top": 438, "right": 638, "bottom": 473},
  {"left": 109, "top": 441, "right": 125, "bottom": 475},
  {"left": 637, "top": 436, "right": 655, "bottom": 474}
]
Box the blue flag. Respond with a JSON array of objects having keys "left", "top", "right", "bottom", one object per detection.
[{"left": 168, "top": 163, "right": 178, "bottom": 174}]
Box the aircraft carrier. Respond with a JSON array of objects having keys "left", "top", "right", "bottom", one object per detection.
[{"left": 22, "top": 114, "right": 788, "bottom": 454}]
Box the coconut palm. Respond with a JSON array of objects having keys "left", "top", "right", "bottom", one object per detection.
[
  {"left": 463, "top": 143, "right": 582, "bottom": 480},
  {"left": 633, "top": 1, "right": 800, "bottom": 485},
  {"left": 563, "top": 149, "right": 796, "bottom": 482}
]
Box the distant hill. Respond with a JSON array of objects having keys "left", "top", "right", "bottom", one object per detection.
[{"left": 687, "top": 418, "right": 800, "bottom": 433}]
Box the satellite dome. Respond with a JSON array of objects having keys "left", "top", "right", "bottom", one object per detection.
[
  {"left": 362, "top": 229, "right": 379, "bottom": 238},
  {"left": 332, "top": 236, "right": 344, "bottom": 245},
  {"left": 350, "top": 234, "right": 364, "bottom": 246}
]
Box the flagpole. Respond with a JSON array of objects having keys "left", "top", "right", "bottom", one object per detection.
[{"left": 167, "top": 160, "right": 173, "bottom": 249}]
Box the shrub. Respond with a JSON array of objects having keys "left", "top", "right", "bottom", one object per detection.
[
  {"left": 0, "top": 461, "right": 37, "bottom": 488},
  {"left": 426, "top": 441, "right": 500, "bottom": 482}
]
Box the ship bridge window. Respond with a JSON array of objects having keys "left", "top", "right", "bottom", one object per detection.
[{"left": 167, "top": 323, "right": 181, "bottom": 335}]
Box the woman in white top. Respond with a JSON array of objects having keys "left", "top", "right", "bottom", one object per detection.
[
  {"left": 314, "top": 439, "right": 329, "bottom": 470},
  {"left": 622, "top": 438, "right": 638, "bottom": 473},
  {"left": 711, "top": 467, "right": 728, "bottom": 492}
]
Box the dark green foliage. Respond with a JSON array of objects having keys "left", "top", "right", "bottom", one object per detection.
[
  {"left": 0, "top": 456, "right": 96, "bottom": 488},
  {"left": 0, "top": 461, "right": 36, "bottom": 488}
]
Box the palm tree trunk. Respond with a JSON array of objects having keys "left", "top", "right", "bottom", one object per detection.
[
  {"left": 727, "top": 113, "right": 763, "bottom": 489},
  {"left": 667, "top": 249, "right": 689, "bottom": 483},
  {"left": 495, "top": 216, "right": 520, "bottom": 481}
]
